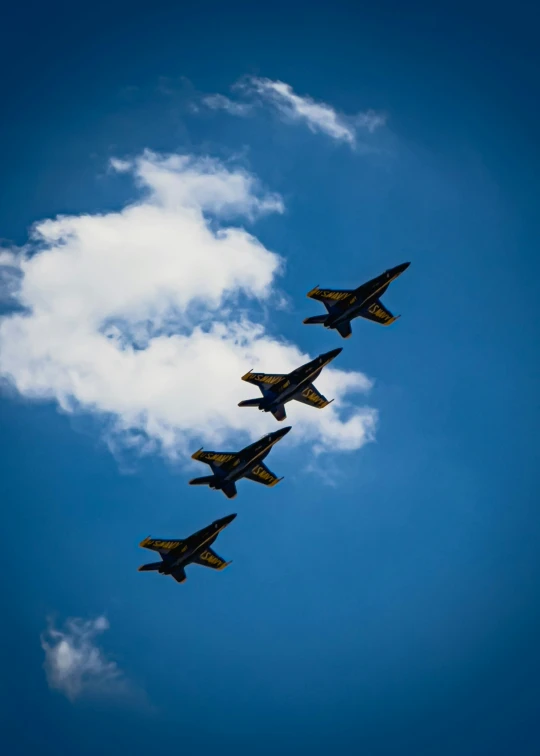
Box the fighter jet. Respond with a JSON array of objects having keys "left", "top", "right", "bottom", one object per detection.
[
  {"left": 303, "top": 262, "right": 410, "bottom": 339},
  {"left": 138, "top": 513, "right": 236, "bottom": 584},
  {"left": 238, "top": 347, "right": 342, "bottom": 421},
  {"left": 189, "top": 427, "right": 291, "bottom": 499}
]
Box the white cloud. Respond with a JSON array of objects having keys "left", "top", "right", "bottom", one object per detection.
[
  {"left": 41, "top": 616, "right": 134, "bottom": 702},
  {"left": 235, "top": 77, "right": 386, "bottom": 146},
  {"left": 353, "top": 111, "right": 387, "bottom": 133},
  {"left": 0, "top": 150, "right": 377, "bottom": 459},
  {"left": 201, "top": 93, "right": 253, "bottom": 117},
  {"left": 109, "top": 157, "right": 131, "bottom": 173},
  {"left": 0, "top": 249, "right": 23, "bottom": 303}
]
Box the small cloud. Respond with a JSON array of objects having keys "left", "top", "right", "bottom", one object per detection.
[
  {"left": 235, "top": 76, "right": 386, "bottom": 148},
  {"left": 244, "top": 77, "right": 355, "bottom": 144},
  {"left": 41, "top": 615, "right": 143, "bottom": 704},
  {"left": 201, "top": 93, "right": 253, "bottom": 117},
  {"left": 353, "top": 110, "right": 387, "bottom": 134},
  {"left": 303, "top": 460, "right": 342, "bottom": 488},
  {"left": 109, "top": 157, "right": 132, "bottom": 173}
]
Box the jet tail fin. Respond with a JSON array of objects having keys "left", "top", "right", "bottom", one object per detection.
[
  {"left": 271, "top": 403, "right": 287, "bottom": 421},
  {"left": 222, "top": 482, "right": 238, "bottom": 499},
  {"left": 303, "top": 315, "right": 328, "bottom": 325},
  {"left": 170, "top": 567, "right": 187, "bottom": 583},
  {"left": 138, "top": 562, "right": 162, "bottom": 572},
  {"left": 238, "top": 398, "right": 262, "bottom": 408},
  {"left": 336, "top": 321, "right": 352, "bottom": 339}
]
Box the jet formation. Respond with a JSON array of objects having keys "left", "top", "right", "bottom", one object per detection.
[{"left": 139, "top": 262, "right": 410, "bottom": 583}]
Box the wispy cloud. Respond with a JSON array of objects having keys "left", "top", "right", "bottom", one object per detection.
[
  {"left": 243, "top": 77, "right": 356, "bottom": 143},
  {"left": 352, "top": 110, "right": 387, "bottom": 133},
  {"left": 303, "top": 460, "right": 342, "bottom": 487},
  {"left": 186, "top": 76, "right": 386, "bottom": 149},
  {"left": 200, "top": 93, "right": 253, "bottom": 117},
  {"left": 245, "top": 77, "right": 386, "bottom": 143},
  {"left": 0, "top": 150, "right": 377, "bottom": 460},
  {"left": 41, "top": 616, "right": 141, "bottom": 703},
  {"left": 200, "top": 76, "right": 386, "bottom": 148}
]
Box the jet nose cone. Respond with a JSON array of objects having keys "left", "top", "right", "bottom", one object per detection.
[
  {"left": 219, "top": 513, "right": 237, "bottom": 527},
  {"left": 273, "top": 425, "right": 292, "bottom": 439},
  {"left": 386, "top": 262, "right": 410, "bottom": 279},
  {"left": 324, "top": 347, "right": 343, "bottom": 361}
]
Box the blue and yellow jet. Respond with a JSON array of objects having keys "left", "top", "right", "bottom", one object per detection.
[
  {"left": 303, "top": 262, "right": 410, "bottom": 339},
  {"left": 189, "top": 427, "right": 291, "bottom": 499},
  {"left": 138, "top": 513, "right": 236, "bottom": 584},
  {"left": 238, "top": 347, "right": 342, "bottom": 421}
]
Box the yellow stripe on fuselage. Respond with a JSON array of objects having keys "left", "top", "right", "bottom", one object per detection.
[{"left": 359, "top": 271, "right": 401, "bottom": 308}]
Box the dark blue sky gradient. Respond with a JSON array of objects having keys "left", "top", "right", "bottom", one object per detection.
[{"left": 1, "top": 2, "right": 539, "bottom": 755}]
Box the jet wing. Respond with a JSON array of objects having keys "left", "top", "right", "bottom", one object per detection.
[
  {"left": 192, "top": 547, "right": 231, "bottom": 571},
  {"left": 241, "top": 371, "right": 287, "bottom": 392},
  {"left": 191, "top": 449, "right": 241, "bottom": 469},
  {"left": 139, "top": 537, "right": 184, "bottom": 556},
  {"left": 361, "top": 299, "right": 399, "bottom": 326},
  {"left": 306, "top": 286, "right": 354, "bottom": 312},
  {"left": 244, "top": 461, "right": 283, "bottom": 487},
  {"left": 294, "top": 384, "right": 332, "bottom": 409}
]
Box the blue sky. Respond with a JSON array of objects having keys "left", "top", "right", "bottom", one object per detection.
[{"left": 1, "top": 2, "right": 539, "bottom": 754}]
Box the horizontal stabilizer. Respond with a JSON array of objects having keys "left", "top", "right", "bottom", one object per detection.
[
  {"left": 138, "top": 562, "right": 162, "bottom": 572},
  {"left": 189, "top": 476, "right": 237, "bottom": 498},
  {"left": 238, "top": 398, "right": 262, "bottom": 408},
  {"left": 303, "top": 315, "right": 328, "bottom": 325},
  {"left": 189, "top": 475, "right": 216, "bottom": 487}
]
